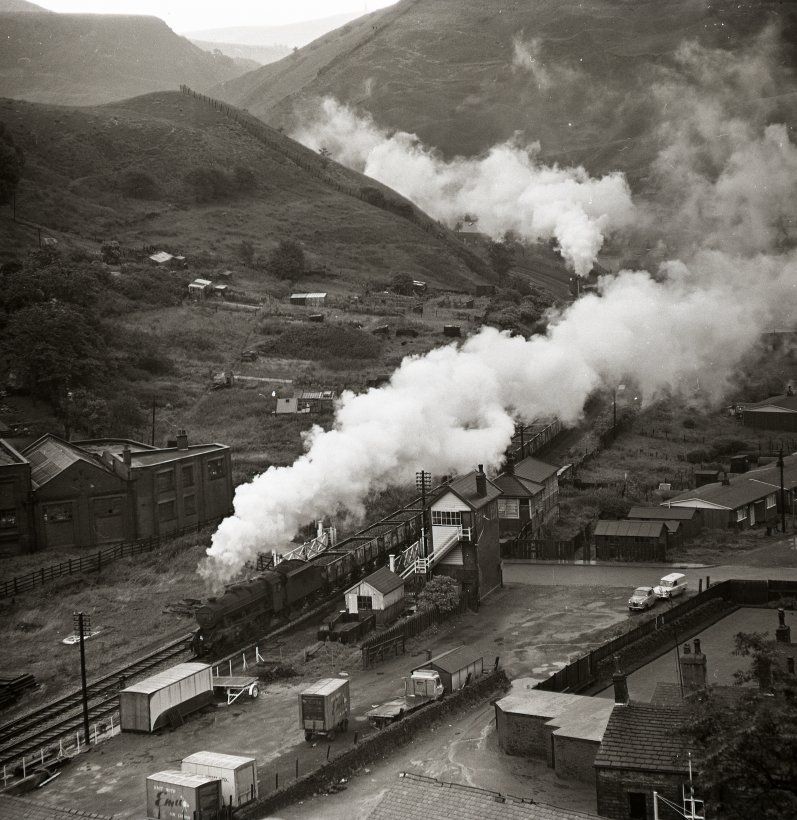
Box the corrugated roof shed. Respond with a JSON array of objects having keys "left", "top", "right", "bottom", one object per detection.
[
  {"left": 594, "top": 703, "right": 690, "bottom": 773},
  {"left": 628, "top": 506, "right": 697, "bottom": 521},
  {"left": 369, "top": 773, "right": 603, "bottom": 820},
  {"left": 420, "top": 646, "right": 483, "bottom": 674},
  {"left": 514, "top": 456, "right": 558, "bottom": 484},
  {"left": 593, "top": 520, "right": 666, "bottom": 538}
]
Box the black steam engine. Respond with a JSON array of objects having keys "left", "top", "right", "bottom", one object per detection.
[{"left": 192, "top": 507, "right": 423, "bottom": 655}]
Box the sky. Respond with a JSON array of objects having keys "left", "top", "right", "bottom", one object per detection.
[{"left": 34, "top": 1, "right": 397, "bottom": 33}]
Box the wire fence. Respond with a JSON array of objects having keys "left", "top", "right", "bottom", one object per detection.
[{"left": 0, "top": 518, "right": 223, "bottom": 600}]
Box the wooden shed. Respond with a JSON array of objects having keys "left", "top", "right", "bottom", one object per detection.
[
  {"left": 412, "top": 646, "right": 484, "bottom": 693},
  {"left": 119, "top": 662, "right": 213, "bottom": 733},
  {"left": 593, "top": 520, "right": 668, "bottom": 562},
  {"left": 344, "top": 566, "right": 405, "bottom": 625}
]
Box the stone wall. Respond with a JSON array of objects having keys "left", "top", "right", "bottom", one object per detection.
[
  {"left": 597, "top": 766, "right": 684, "bottom": 820},
  {"left": 237, "top": 670, "right": 510, "bottom": 819},
  {"left": 554, "top": 736, "right": 600, "bottom": 784}
]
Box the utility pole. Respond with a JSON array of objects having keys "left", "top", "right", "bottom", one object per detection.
[
  {"left": 74, "top": 612, "right": 91, "bottom": 747},
  {"left": 416, "top": 471, "right": 431, "bottom": 559},
  {"left": 151, "top": 398, "right": 156, "bottom": 447},
  {"left": 778, "top": 448, "right": 786, "bottom": 534}
]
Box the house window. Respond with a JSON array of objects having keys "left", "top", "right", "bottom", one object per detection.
[
  {"left": 0, "top": 509, "right": 16, "bottom": 529},
  {"left": 628, "top": 792, "right": 648, "bottom": 820},
  {"left": 767, "top": 494, "right": 776, "bottom": 509},
  {"left": 43, "top": 503, "right": 73, "bottom": 523},
  {"left": 182, "top": 464, "right": 195, "bottom": 487},
  {"left": 736, "top": 506, "right": 747, "bottom": 523},
  {"left": 357, "top": 595, "right": 373, "bottom": 610},
  {"left": 498, "top": 498, "right": 520, "bottom": 518},
  {"left": 208, "top": 458, "right": 226, "bottom": 480},
  {"left": 431, "top": 510, "right": 462, "bottom": 527},
  {"left": 156, "top": 470, "right": 175, "bottom": 493},
  {"left": 183, "top": 494, "right": 196, "bottom": 516},
  {"left": 158, "top": 500, "right": 176, "bottom": 522}
]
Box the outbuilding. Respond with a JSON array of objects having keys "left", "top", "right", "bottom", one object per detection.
[
  {"left": 593, "top": 519, "right": 668, "bottom": 561},
  {"left": 344, "top": 566, "right": 405, "bottom": 625},
  {"left": 119, "top": 662, "right": 213, "bottom": 733},
  {"left": 290, "top": 292, "right": 327, "bottom": 307},
  {"left": 181, "top": 751, "right": 258, "bottom": 807},
  {"left": 742, "top": 392, "right": 797, "bottom": 432},
  {"left": 412, "top": 646, "right": 483, "bottom": 693}
]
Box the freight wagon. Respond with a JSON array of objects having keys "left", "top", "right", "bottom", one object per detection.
[
  {"left": 145, "top": 770, "right": 222, "bottom": 820},
  {"left": 181, "top": 751, "right": 258, "bottom": 807},
  {"left": 120, "top": 663, "right": 213, "bottom": 733},
  {"left": 299, "top": 678, "right": 350, "bottom": 741}
]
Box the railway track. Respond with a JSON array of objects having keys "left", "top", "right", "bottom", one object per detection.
[{"left": 0, "top": 634, "right": 193, "bottom": 771}]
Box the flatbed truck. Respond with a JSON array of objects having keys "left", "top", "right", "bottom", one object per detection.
[{"left": 366, "top": 669, "right": 445, "bottom": 729}]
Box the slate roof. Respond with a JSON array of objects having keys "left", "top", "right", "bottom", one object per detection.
[
  {"left": 628, "top": 506, "right": 697, "bottom": 521},
  {"left": 368, "top": 772, "right": 603, "bottom": 820},
  {"left": 0, "top": 795, "right": 113, "bottom": 820},
  {"left": 594, "top": 703, "right": 691, "bottom": 773},
  {"left": 593, "top": 520, "right": 666, "bottom": 538},
  {"left": 416, "top": 646, "right": 483, "bottom": 674},
  {"left": 744, "top": 394, "right": 797, "bottom": 412},
  {"left": 352, "top": 566, "right": 404, "bottom": 596},
  {"left": 514, "top": 456, "right": 559, "bottom": 484},
  {"left": 492, "top": 473, "right": 543, "bottom": 498},
  {"left": 22, "top": 435, "right": 113, "bottom": 489},
  {"left": 446, "top": 470, "right": 502, "bottom": 510}
]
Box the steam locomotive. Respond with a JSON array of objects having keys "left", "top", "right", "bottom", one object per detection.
[{"left": 191, "top": 507, "right": 423, "bottom": 655}]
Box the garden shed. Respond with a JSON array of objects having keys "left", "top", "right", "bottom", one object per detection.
[
  {"left": 344, "top": 566, "right": 405, "bottom": 625},
  {"left": 290, "top": 292, "right": 327, "bottom": 307},
  {"left": 593, "top": 520, "right": 668, "bottom": 561}
]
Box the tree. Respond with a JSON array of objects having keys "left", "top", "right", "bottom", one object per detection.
[
  {"left": 488, "top": 240, "right": 513, "bottom": 283},
  {"left": 390, "top": 272, "right": 415, "bottom": 296},
  {"left": 0, "top": 122, "right": 24, "bottom": 206},
  {"left": 684, "top": 631, "right": 797, "bottom": 819},
  {"left": 416, "top": 575, "right": 462, "bottom": 614},
  {"left": 267, "top": 240, "right": 306, "bottom": 281},
  {"left": 238, "top": 240, "right": 255, "bottom": 267}
]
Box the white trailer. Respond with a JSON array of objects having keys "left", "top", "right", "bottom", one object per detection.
[
  {"left": 181, "top": 751, "right": 258, "bottom": 807},
  {"left": 299, "top": 678, "right": 350, "bottom": 741}
]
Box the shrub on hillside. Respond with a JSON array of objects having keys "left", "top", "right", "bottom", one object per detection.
[
  {"left": 266, "top": 239, "right": 306, "bottom": 281},
  {"left": 184, "top": 166, "right": 234, "bottom": 202},
  {"left": 417, "top": 575, "right": 462, "bottom": 614},
  {"left": 686, "top": 449, "right": 711, "bottom": 464},
  {"left": 120, "top": 169, "right": 160, "bottom": 199},
  {"left": 711, "top": 437, "right": 751, "bottom": 457},
  {"left": 233, "top": 165, "right": 257, "bottom": 192}
]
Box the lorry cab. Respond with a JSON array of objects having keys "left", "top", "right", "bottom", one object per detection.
[
  {"left": 407, "top": 669, "right": 444, "bottom": 699},
  {"left": 654, "top": 572, "right": 687, "bottom": 599}
]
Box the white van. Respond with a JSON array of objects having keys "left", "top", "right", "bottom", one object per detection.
[{"left": 653, "top": 572, "right": 687, "bottom": 599}]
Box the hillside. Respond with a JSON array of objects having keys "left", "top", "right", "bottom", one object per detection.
[
  {"left": 0, "top": 12, "right": 251, "bottom": 106},
  {"left": 0, "top": 90, "right": 493, "bottom": 289},
  {"left": 214, "top": 0, "right": 797, "bottom": 180},
  {"left": 0, "top": 0, "right": 44, "bottom": 10},
  {"left": 189, "top": 39, "right": 289, "bottom": 67}
]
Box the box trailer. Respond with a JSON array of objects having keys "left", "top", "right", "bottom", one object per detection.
[
  {"left": 120, "top": 662, "right": 213, "bottom": 733},
  {"left": 298, "top": 678, "right": 350, "bottom": 742},
  {"left": 145, "top": 770, "right": 221, "bottom": 820},
  {"left": 412, "top": 647, "right": 484, "bottom": 693},
  {"left": 181, "top": 751, "right": 258, "bottom": 807}
]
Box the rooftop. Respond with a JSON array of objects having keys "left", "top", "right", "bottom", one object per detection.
[
  {"left": 369, "top": 772, "right": 602, "bottom": 820},
  {"left": 593, "top": 520, "right": 666, "bottom": 538},
  {"left": 445, "top": 470, "right": 503, "bottom": 510},
  {"left": 23, "top": 435, "right": 113, "bottom": 489},
  {"left": 492, "top": 473, "right": 543, "bottom": 498},
  {"left": 125, "top": 444, "right": 227, "bottom": 467},
  {"left": 0, "top": 438, "right": 27, "bottom": 468},
  {"left": 514, "top": 456, "right": 559, "bottom": 484},
  {"left": 628, "top": 506, "right": 697, "bottom": 521},
  {"left": 415, "top": 646, "right": 483, "bottom": 675},
  {"left": 350, "top": 566, "right": 404, "bottom": 596},
  {"left": 594, "top": 702, "right": 691, "bottom": 773},
  {"left": 745, "top": 393, "right": 797, "bottom": 413}
]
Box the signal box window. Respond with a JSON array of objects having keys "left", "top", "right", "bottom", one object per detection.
[
  {"left": 431, "top": 510, "right": 462, "bottom": 527},
  {"left": 208, "top": 458, "right": 226, "bottom": 480}
]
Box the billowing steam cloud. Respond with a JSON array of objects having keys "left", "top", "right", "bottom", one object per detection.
[
  {"left": 291, "top": 97, "right": 634, "bottom": 276},
  {"left": 202, "top": 34, "right": 797, "bottom": 583}
]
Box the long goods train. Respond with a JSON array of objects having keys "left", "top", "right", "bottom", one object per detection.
[{"left": 192, "top": 507, "right": 423, "bottom": 654}]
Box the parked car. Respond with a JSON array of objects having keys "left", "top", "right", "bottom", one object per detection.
[
  {"left": 628, "top": 586, "right": 657, "bottom": 611},
  {"left": 653, "top": 572, "right": 688, "bottom": 599}
]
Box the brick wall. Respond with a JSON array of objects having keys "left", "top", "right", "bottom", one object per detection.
[
  {"left": 597, "top": 767, "right": 685, "bottom": 820},
  {"left": 554, "top": 736, "right": 600, "bottom": 784},
  {"left": 494, "top": 708, "right": 550, "bottom": 757}
]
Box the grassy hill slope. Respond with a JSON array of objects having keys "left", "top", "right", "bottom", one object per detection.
[
  {"left": 0, "top": 90, "right": 492, "bottom": 289},
  {"left": 214, "top": 0, "right": 797, "bottom": 179},
  {"left": 0, "top": 12, "right": 250, "bottom": 106}
]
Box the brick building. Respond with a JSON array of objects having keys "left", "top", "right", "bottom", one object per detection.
[
  {"left": 0, "top": 438, "right": 34, "bottom": 555},
  {"left": 493, "top": 455, "right": 560, "bottom": 540}
]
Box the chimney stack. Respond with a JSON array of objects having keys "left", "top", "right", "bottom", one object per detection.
[
  {"left": 504, "top": 455, "right": 515, "bottom": 475},
  {"left": 680, "top": 639, "right": 707, "bottom": 693},
  {"left": 612, "top": 656, "right": 629, "bottom": 705},
  {"left": 176, "top": 429, "right": 188, "bottom": 450},
  {"left": 776, "top": 608, "right": 791, "bottom": 643},
  {"left": 475, "top": 464, "right": 487, "bottom": 497},
  {"left": 122, "top": 444, "right": 132, "bottom": 467}
]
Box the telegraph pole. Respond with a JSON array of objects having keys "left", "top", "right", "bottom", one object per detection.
[
  {"left": 778, "top": 449, "right": 786, "bottom": 534},
  {"left": 416, "top": 471, "right": 431, "bottom": 559},
  {"left": 75, "top": 612, "right": 91, "bottom": 747}
]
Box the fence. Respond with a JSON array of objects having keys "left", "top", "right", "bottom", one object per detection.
[
  {"left": 361, "top": 596, "right": 470, "bottom": 669},
  {"left": 0, "top": 517, "right": 224, "bottom": 599}
]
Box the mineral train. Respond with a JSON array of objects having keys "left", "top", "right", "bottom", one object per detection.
[{"left": 192, "top": 508, "right": 422, "bottom": 654}]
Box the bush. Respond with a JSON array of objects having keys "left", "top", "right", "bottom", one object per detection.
[
  {"left": 686, "top": 449, "right": 711, "bottom": 464},
  {"left": 417, "top": 575, "right": 461, "bottom": 614},
  {"left": 184, "top": 166, "right": 234, "bottom": 202},
  {"left": 120, "top": 169, "right": 159, "bottom": 199},
  {"left": 267, "top": 240, "right": 306, "bottom": 281},
  {"left": 682, "top": 418, "right": 697, "bottom": 429}
]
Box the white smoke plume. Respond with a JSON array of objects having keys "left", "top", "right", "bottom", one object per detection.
[
  {"left": 291, "top": 97, "right": 634, "bottom": 276},
  {"left": 202, "top": 35, "right": 797, "bottom": 583}
]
